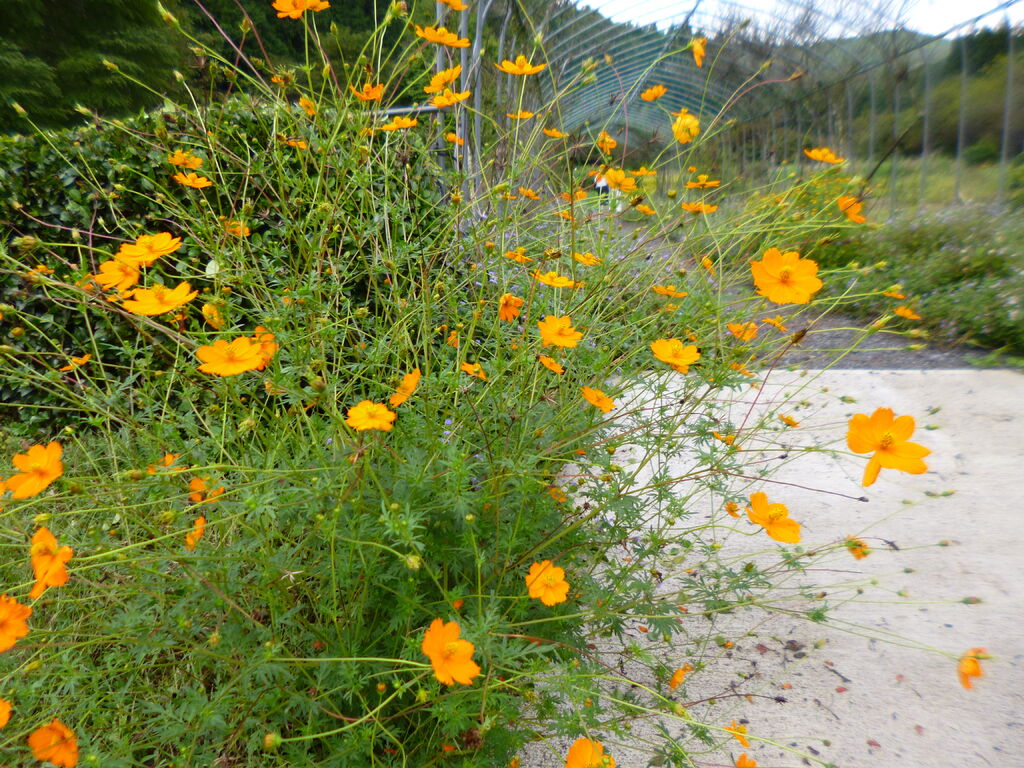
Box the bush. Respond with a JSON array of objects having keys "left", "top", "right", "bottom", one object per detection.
[
  {"left": 0, "top": 7, "right": 962, "bottom": 768},
  {"left": 964, "top": 138, "right": 999, "bottom": 165}
]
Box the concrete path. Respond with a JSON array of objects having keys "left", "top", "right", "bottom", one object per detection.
[{"left": 535, "top": 368, "right": 1024, "bottom": 768}]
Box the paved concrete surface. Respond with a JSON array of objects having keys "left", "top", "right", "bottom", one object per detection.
[{"left": 532, "top": 369, "right": 1024, "bottom": 768}]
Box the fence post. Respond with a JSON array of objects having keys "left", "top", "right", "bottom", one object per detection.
[
  {"left": 954, "top": 32, "right": 969, "bottom": 203},
  {"left": 998, "top": 23, "right": 1016, "bottom": 204}
]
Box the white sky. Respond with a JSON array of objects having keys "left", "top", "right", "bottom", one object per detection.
[{"left": 579, "top": 0, "right": 1024, "bottom": 37}]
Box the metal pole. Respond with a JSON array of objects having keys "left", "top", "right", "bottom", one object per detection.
[
  {"left": 868, "top": 74, "right": 877, "bottom": 167},
  {"left": 890, "top": 78, "right": 900, "bottom": 216},
  {"left": 954, "top": 32, "right": 969, "bottom": 203},
  {"left": 998, "top": 23, "right": 1015, "bottom": 204},
  {"left": 919, "top": 51, "right": 933, "bottom": 213},
  {"left": 844, "top": 82, "right": 854, "bottom": 163}
]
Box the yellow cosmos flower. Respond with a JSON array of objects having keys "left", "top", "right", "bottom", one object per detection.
[
  {"left": 431, "top": 88, "right": 471, "bottom": 108},
  {"left": 498, "top": 293, "right": 524, "bottom": 322},
  {"left": 440, "top": 0, "right": 469, "bottom": 9},
  {"left": 564, "top": 737, "right": 615, "bottom": 768},
  {"left": 532, "top": 270, "right": 580, "bottom": 288},
  {"left": 672, "top": 110, "right": 700, "bottom": 144},
  {"left": 0, "top": 697, "right": 10, "bottom": 728},
  {"left": 94, "top": 259, "right": 140, "bottom": 292},
  {"left": 596, "top": 130, "right": 617, "bottom": 153},
  {"left": 223, "top": 219, "right": 251, "bottom": 237},
  {"left": 726, "top": 720, "right": 749, "bottom": 747},
  {"left": 58, "top": 354, "right": 91, "bottom": 372},
  {"left": 502, "top": 247, "right": 533, "bottom": 264},
  {"left": 572, "top": 251, "right": 600, "bottom": 266},
  {"left": 460, "top": 362, "right": 487, "bottom": 380},
  {"left": 736, "top": 754, "right": 758, "bottom": 768},
  {"left": 750, "top": 248, "right": 823, "bottom": 305},
  {"left": 680, "top": 201, "right": 717, "bottom": 213},
  {"left": 668, "top": 664, "right": 693, "bottom": 690},
  {"left": 185, "top": 515, "right": 206, "bottom": 551},
  {"left": 421, "top": 618, "right": 481, "bottom": 685},
  {"left": 691, "top": 36, "right": 707, "bottom": 67},
  {"left": 389, "top": 368, "right": 421, "bottom": 407},
  {"left": 424, "top": 66, "right": 462, "bottom": 94},
  {"left": 844, "top": 536, "right": 870, "bottom": 560},
  {"left": 537, "top": 315, "right": 582, "bottom": 347},
  {"left": 350, "top": 82, "right": 384, "bottom": 102},
  {"left": 804, "top": 146, "right": 844, "bottom": 164},
  {"left": 543, "top": 128, "right": 566, "bottom": 138},
  {"left": 196, "top": 336, "right": 267, "bottom": 376},
  {"left": 495, "top": 54, "right": 546, "bottom": 76},
  {"left": 640, "top": 84, "right": 666, "bottom": 101},
  {"left": 604, "top": 168, "right": 637, "bottom": 192},
  {"left": 779, "top": 414, "right": 800, "bottom": 428},
  {"left": 445, "top": 131, "right": 465, "bottom": 146},
  {"left": 272, "top": 0, "right": 329, "bottom": 19},
  {"left": 581, "top": 386, "right": 615, "bottom": 413},
  {"left": 115, "top": 232, "right": 182, "bottom": 267},
  {"left": 650, "top": 338, "right": 700, "bottom": 373},
  {"left": 518, "top": 186, "right": 541, "bottom": 200},
  {"left": 652, "top": 285, "right": 687, "bottom": 298},
  {"left": 746, "top": 492, "right": 801, "bottom": 543},
  {"left": 635, "top": 204, "right": 656, "bottom": 215},
  {"left": 538, "top": 355, "right": 564, "bottom": 374},
  {"left": 6, "top": 442, "right": 63, "bottom": 500},
  {"left": 380, "top": 116, "right": 418, "bottom": 131},
  {"left": 846, "top": 407, "right": 930, "bottom": 486},
  {"left": 633, "top": 166, "right": 657, "bottom": 177},
  {"left": 526, "top": 560, "right": 570, "bottom": 605},
  {"left": 415, "top": 25, "right": 470, "bottom": 48},
  {"left": 837, "top": 195, "right": 866, "bottom": 223},
  {"left": 201, "top": 303, "right": 224, "bottom": 330},
  {"left": 173, "top": 172, "right": 213, "bottom": 188},
  {"left": 167, "top": 149, "right": 202, "bottom": 169},
  {"left": 506, "top": 110, "right": 534, "bottom": 119},
  {"left": 29, "top": 527, "right": 73, "bottom": 599},
  {"left": 297, "top": 96, "right": 316, "bottom": 116},
  {"left": 685, "top": 174, "right": 720, "bottom": 189},
  {"left": 894, "top": 305, "right": 921, "bottom": 320},
  {"left": 121, "top": 282, "right": 198, "bottom": 316},
  {"left": 728, "top": 322, "right": 758, "bottom": 341},
  {"left": 28, "top": 719, "right": 78, "bottom": 768},
  {"left": 346, "top": 400, "right": 397, "bottom": 431},
  {"left": 762, "top": 315, "right": 788, "bottom": 331},
  {"left": 958, "top": 648, "right": 988, "bottom": 689}
]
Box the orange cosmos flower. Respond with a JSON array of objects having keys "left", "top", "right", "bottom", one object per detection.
[
  {"left": 779, "top": 414, "right": 800, "bottom": 428},
  {"left": 635, "top": 204, "right": 656, "bottom": 215},
  {"left": 58, "top": 354, "right": 91, "bottom": 372},
  {"left": 548, "top": 486, "right": 568, "bottom": 503},
  {"left": 439, "top": 0, "right": 468, "bottom": 9},
  {"left": 173, "top": 172, "right": 213, "bottom": 189},
  {"left": 604, "top": 168, "right": 637, "bottom": 192},
  {"left": 519, "top": 187, "right": 541, "bottom": 200},
  {"left": 761, "top": 315, "right": 788, "bottom": 331},
  {"left": 350, "top": 82, "right": 384, "bottom": 102},
  {"left": 844, "top": 536, "right": 870, "bottom": 560},
  {"left": 701, "top": 256, "right": 716, "bottom": 275},
  {"left": 223, "top": 219, "right": 251, "bottom": 237},
  {"left": 958, "top": 648, "right": 988, "bottom": 689},
  {"left": 572, "top": 252, "right": 600, "bottom": 266},
  {"left": 346, "top": 401, "right": 397, "bottom": 431},
  {"left": 298, "top": 96, "right": 316, "bottom": 116},
  {"left": 633, "top": 166, "right": 657, "bottom": 177},
  {"left": 495, "top": 55, "right": 546, "bottom": 76},
  {"left": 668, "top": 664, "right": 693, "bottom": 690},
  {"left": 445, "top": 329, "right": 460, "bottom": 348},
  {"left": 0, "top": 594, "right": 32, "bottom": 653},
  {"left": 559, "top": 189, "right": 587, "bottom": 202},
  {"left": 28, "top": 527, "right": 73, "bottom": 600},
  {"left": 273, "top": 0, "right": 329, "bottom": 19},
  {"left": 526, "top": 560, "right": 570, "bottom": 606},
  {"left": 725, "top": 501, "right": 740, "bottom": 518},
  {"left": 685, "top": 174, "right": 720, "bottom": 189},
  {"left": 121, "top": 282, "right": 198, "bottom": 316},
  {"left": 680, "top": 201, "right": 717, "bottom": 214},
  {"left": 731, "top": 361, "right": 756, "bottom": 377},
  {"left": 460, "top": 362, "right": 487, "bottom": 380},
  {"left": 747, "top": 492, "right": 801, "bottom": 543},
  {"left": 431, "top": 88, "right": 471, "bottom": 108},
  {"left": 379, "top": 116, "right": 418, "bottom": 131},
  {"left": 728, "top": 322, "right": 758, "bottom": 341},
  {"left": 185, "top": 516, "right": 206, "bottom": 551},
  {"left": 650, "top": 338, "right": 701, "bottom": 373},
  {"left": 0, "top": 697, "right": 10, "bottom": 728},
  {"left": 415, "top": 25, "right": 470, "bottom": 48},
  {"left": 201, "top": 303, "right": 224, "bottom": 330},
  {"left": 28, "top": 719, "right": 78, "bottom": 768},
  {"left": 736, "top": 754, "right": 757, "bottom": 768},
  {"left": 167, "top": 149, "right": 202, "bottom": 169},
  {"left": 506, "top": 110, "right": 534, "bottom": 120},
  {"left": 883, "top": 288, "right": 906, "bottom": 299},
  {"left": 196, "top": 336, "right": 266, "bottom": 376},
  {"left": 846, "top": 407, "right": 930, "bottom": 487},
  {"left": 837, "top": 195, "right": 866, "bottom": 223},
  {"left": 498, "top": 293, "right": 525, "bottom": 322},
  {"left": 672, "top": 110, "right": 700, "bottom": 144},
  {"left": 564, "top": 737, "right": 615, "bottom": 768},
  {"left": 543, "top": 128, "right": 566, "bottom": 138},
  {"left": 691, "top": 37, "right": 707, "bottom": 67},
  {"left": 652, "top": 284, "right": 687, "bottom": 298},
  {"left": 538, "top": 355, "right": 564, "bottom": 374},
  {"left": 640, "top": 84, "right": 666, "bottom": 101},
  {"left": 803, "top": 146, "right": 844, "bottom": 164},
  {"left": 424, "top": 66, "right": 462, "bottom": 94},
  {"left": 596, "top": 130, "right": 617, "bottom": 153},
  {"left": 390, "top": 368, "right": 421, "bottom": 407},
  {"left": 421, "top": 618, "right": 480, "bottom": 685},
  {"left": 93, "top": 260, "right": 140, "bottom": 292},
  {"left": 537, "top": 315, "right": 582, "bottom": 348},
  {"left": 726, "top": 720, "right": 749, "bottom": 747},
  {"left": 115, "top": 232, "right": 182, "bottom": 267},
  {"left": 750, "top": 248, "right": 822, "bottom": 305},
  {"left": 147, "top": 453, "right": 182, "bottom": 475},
  {"left": 445, "top": 132, "right": 465, "bottom": 146},
  {"left": 188, "top": 477, "right": 224, "bottom": 505},
  {"left": 894, "top": 306, "right": 921, "bottom": 320},
  {"left": 532, "top": 271, "right": 580, "bottom": 288},
  {"left": 7, "top": 442, "right": 63, "bottom": 500},
  {"left": 581, "top": 386, "right": 616, "bottom": 413},
  {"left": 281, "top": 136, "right": 308, "bottom": 149}
]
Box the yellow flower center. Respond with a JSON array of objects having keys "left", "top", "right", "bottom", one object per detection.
[
  {"left": 778, "top": 268, "right": 792, "bottom": 283},
  {"left": 878, "top": 432, "right": 894, "bottom": 449},
  {"left": 543, "top": 573, "right": 560, "bottom": 587},
  {"left": 443, "top": 641, "right": 461, "bottom": 658}
]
